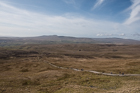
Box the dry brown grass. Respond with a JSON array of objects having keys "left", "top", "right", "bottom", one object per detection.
[{"left": 0, "top": 44, "right": 140, "bottom": 93}]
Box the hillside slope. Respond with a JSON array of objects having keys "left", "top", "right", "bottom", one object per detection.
[{"left": 0, "top": 35, "right": 140, "bottom": 46}]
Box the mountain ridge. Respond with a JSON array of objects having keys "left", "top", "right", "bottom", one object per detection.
[{"left": 0, "top": 35, "right": 140, "bottom": 46}]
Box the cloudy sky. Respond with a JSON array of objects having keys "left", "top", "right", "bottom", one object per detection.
[{"left": 0, "top": 0, "right": 140, "bottom": 40}]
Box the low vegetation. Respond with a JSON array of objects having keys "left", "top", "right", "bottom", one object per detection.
[{"left": 0, "top": 44, "right": 140, "bottom": 93}]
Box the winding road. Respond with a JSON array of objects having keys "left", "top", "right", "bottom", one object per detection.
[{"left": 46, "top": 61, "right": 140, "bottom": 77}]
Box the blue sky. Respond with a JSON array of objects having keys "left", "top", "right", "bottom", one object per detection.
[{"left": 0, "top": 0, "right": 140, "bottom": 40}]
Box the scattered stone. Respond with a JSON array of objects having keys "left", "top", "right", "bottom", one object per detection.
[{"left": 90, "top": 85, "right": 95, "bottom": 88}]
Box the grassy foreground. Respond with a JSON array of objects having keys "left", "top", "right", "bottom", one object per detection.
[{"left": 0, "top": 44, "right": 140, "bottom": 93}]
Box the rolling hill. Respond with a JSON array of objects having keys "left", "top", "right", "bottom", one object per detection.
[{"left": 0, "top": 35, "right": 140, "bottom": 47}]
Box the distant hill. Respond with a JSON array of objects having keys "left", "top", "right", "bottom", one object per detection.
[
  {"left": 92, "top": 38, "right": 140, "bottom": 45},
  {"left": 0, "top": 35, "right": 140, "bottom": 46}
]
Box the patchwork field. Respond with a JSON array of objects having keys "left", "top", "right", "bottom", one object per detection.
[{"left": 0, "top": 44, "right": 140, "bottom": 93}]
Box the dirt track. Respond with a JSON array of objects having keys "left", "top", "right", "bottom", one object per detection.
[{"left": 46, "top": 61, "right": 140, "bottom": 77}]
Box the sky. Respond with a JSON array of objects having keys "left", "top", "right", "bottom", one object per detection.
[{"left": 0, "top": 0, "right": 140, "bottom": 40}]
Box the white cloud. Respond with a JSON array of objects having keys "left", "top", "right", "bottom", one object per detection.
[
  {"left": 62, "top": 0, "right": 83, "bottom": 9},
  {"left": 62, "top": 0, "right": 76, "bottom": 5},
  {"left": 120, "top": 33, "right": 125, "bottom": 36},
  {"left": 0, "top": 1, "right": 114, "bottom": 37},
  {"left": 129, "top": 0, "right": 140, "bottom": 10},
  {"left": 91, "top": 0, "right": 104, "bottom": 10},
  {"left": 124, "top": 0, "right": 140, "bottom": 25},
  {"left": 0, "top": 1, "right": 139, "bottom": 40},
  {"left": 96, "top": 33, "right": 125, "bottom": 37}
]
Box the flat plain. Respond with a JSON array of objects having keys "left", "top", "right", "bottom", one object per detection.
[{"left": 0, "top": 44, "right": 140, "bottom": 93}]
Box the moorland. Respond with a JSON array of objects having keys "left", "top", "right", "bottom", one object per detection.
[{"left": 0, "top": 36, "right": 140, "bottom": 93}]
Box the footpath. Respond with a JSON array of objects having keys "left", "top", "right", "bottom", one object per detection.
[{"left": 46, "top": 61, "right": 140, "bottom": 77}]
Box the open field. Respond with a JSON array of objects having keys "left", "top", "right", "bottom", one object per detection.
[{"left": 0, "top": 44, "right": 140, "bottom": 93}]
